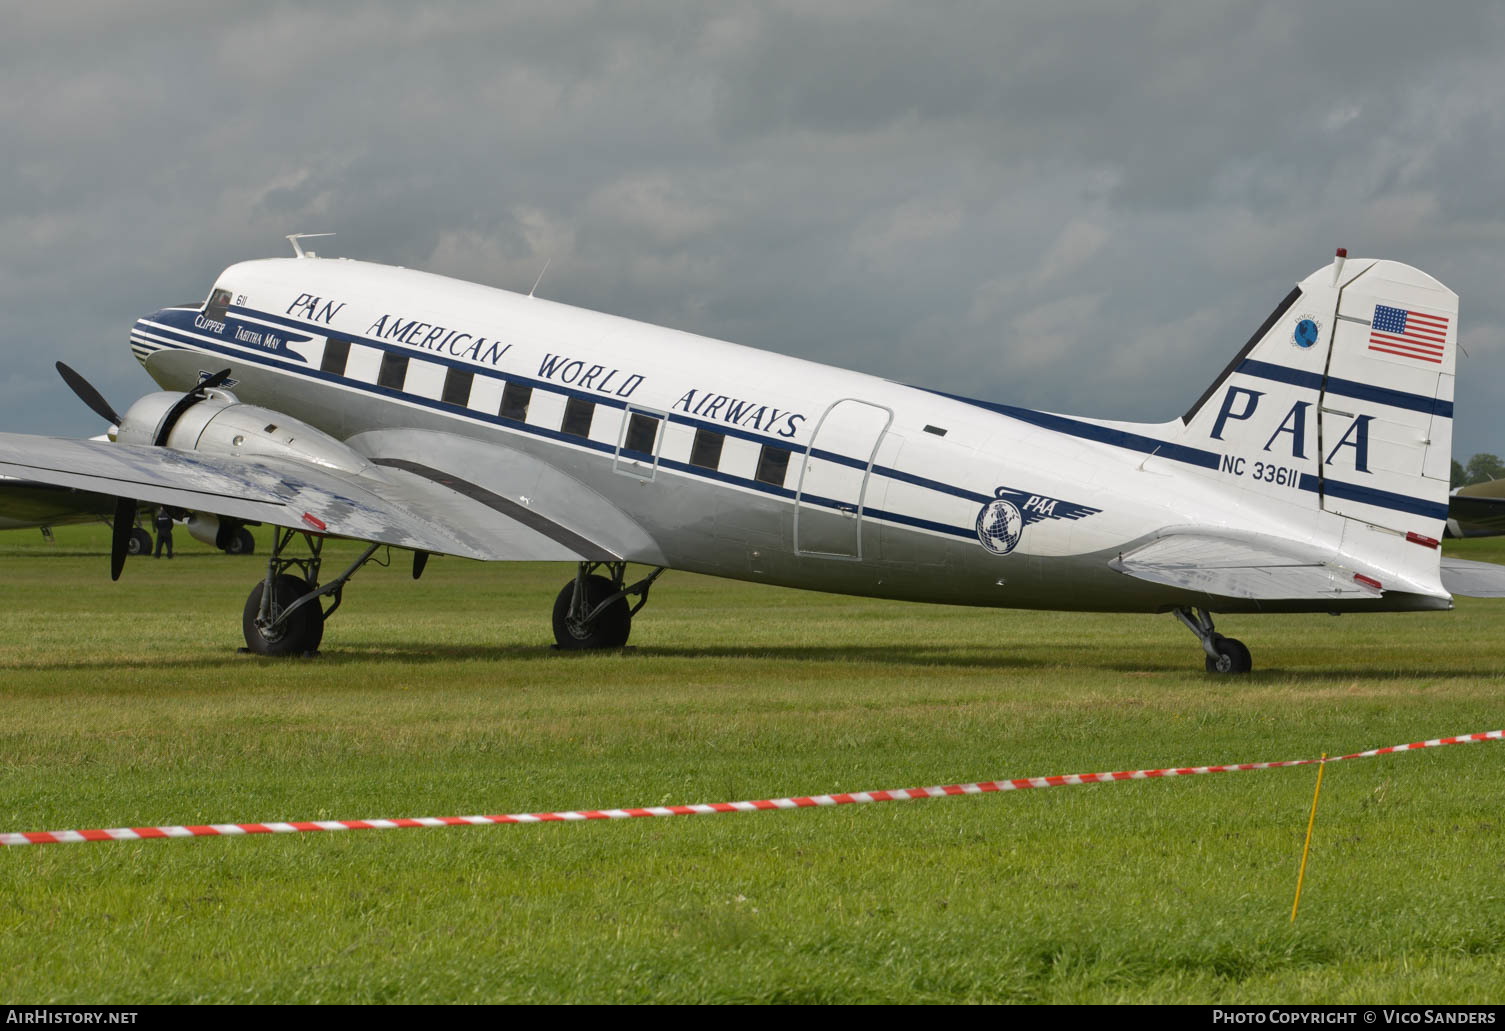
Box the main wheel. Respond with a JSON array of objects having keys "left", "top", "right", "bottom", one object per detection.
[
  {"left": 1204, "top": 635, "right": 1252, "bottom": 674},
  {"left": 552, "top": 575, "right": 632, "bottom": 649},
  {"left": 242, "top": 574, "right": 325, "bottom": 656},
  {"left": 127, "top": 527, "right": 152, "bottom": 556},
  {"left": 224, "top": 527, "right": 256, "bottom": 555}
]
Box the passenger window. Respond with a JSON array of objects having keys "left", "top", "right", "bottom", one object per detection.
[
  {"left": 499, "top": 382, "right": 531, "bottom": 422},
  {"left": 755, "top": 445, "right": 791, "bottom": 486},
  {"left": 624, "top": 412, "right": 660, "bottom": 456},
  {"left": 562, "top": 396, "right": 595, "bottom": 438},
  {"left": 442, "top": 368, "right": 473, "bottom": 406},
  {"left": 378, "top": 352, "right": 409, "bottom": 390},
  {"left": 321, "top": 337, "right": 351, "bottom": 375},
  {"left": 690, "top": 428, "right": 725, "bottom": 470}
]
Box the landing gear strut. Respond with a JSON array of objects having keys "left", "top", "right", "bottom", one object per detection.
[
  {"left": 241, "top": 528, "right": 381, "bottom": 656},
  {"left": 552, "top": 562, "right": 665, "bottom": 650},
  {"left": 1174, "top": 607, "right": 1252, "bottom": 674}
]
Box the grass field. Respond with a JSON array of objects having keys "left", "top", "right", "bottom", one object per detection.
[{"left": 1, "top": 523, "right": 1502, "bottom": 1004}]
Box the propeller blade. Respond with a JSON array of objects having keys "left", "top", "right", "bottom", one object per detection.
[
  {"left": 412, "top": 550, "right": 429, "bottom": 580},
  {"left": 56, "top": 362, "right": 122, "bottom": 426},
  {"left": 110, "top": 497, "right": 135, "bottom": 581},
  {"left": 198, "top": 368, "right": 233, "bottom": 392}
]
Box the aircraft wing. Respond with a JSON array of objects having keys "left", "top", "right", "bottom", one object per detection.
[
  {"left": 0, "top": 432, "right": 613, "bottom": 562},
  {"left": 1439, "top": 556, "right": 1505, "bottom": 598},
  {"left": 1109, "top": 532, "right": 1385, "bottom": 600},
  {"left": 0, "top": 476, "right": 124, "bottom": 530}
]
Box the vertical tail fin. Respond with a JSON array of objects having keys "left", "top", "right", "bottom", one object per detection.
[{"left": 1178, "top": 255, "right": 1456, "bottom": 543}]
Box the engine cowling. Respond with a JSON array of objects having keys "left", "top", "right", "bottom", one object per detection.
[{"left": 116, "top": 390, "right": 372, "bottom": 475}]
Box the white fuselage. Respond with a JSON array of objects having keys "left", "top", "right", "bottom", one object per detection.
[{"left": 127, "top": 256, "right": 1445, "bottom": 613}]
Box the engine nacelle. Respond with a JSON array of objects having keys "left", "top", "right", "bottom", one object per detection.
[
  {"left": 185, "top": 512, "right": 221, "bottom": 548},
  {"left": 116, "top": 390, "right": 372, "bottom": 475}
]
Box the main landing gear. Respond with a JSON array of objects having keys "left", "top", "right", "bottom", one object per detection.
[
  {"left": 241, "top": 528, "right": 381, "bottom": 656},
  {"left": 552, "top": 562, "right": 666, "bottom": 650},
  {"left": 223, "top": 526, "right": 256, "bottom": 555},
  {"left": 1174, "top": 607, "right": 1252, "bottom": 675}
]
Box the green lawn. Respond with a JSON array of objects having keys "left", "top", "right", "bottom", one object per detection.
[{"left": 1, "top": 524, "right": 1502, "bottom": 1003}]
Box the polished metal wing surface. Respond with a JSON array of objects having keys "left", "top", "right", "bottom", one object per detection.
[{"left": 0, "top": 432, "right": 604, "bottom": 562}]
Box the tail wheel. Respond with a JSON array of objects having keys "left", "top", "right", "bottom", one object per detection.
[
  {"left": 552, "top": 574, "right": 632, "bottom": 649},
  {"left": 242, "top": 573, "right": 324, "bottom": 656}
]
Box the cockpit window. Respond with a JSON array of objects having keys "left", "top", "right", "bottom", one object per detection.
[{"left": 204, "top": 288, "right": 232, "bottom": 321}]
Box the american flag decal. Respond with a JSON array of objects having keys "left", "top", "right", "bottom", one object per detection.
[{"left": 1369, "top": 304, "right": 1448, "bottom": 364}]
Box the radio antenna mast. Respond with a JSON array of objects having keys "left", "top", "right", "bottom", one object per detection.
[
  {"left": 529, "top": 257, "right": 551, "bottom": 298},
  {"left": 287, "top": 233, "right": 336, "bottom": 258}
]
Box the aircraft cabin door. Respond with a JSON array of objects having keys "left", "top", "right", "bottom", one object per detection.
[{"left": 794, "top": 398, "right": 893, "bottom": 560}]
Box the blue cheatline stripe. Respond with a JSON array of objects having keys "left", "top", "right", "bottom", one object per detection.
[
  {"left": 144, "top": 321, "right": 1452, "bottom": 527},
  {"left": 1320, "top": 479, "right": 1449, "bottom": 521},
  {"left": 1236, "top": 359, "right": 1323, "bottom": 391},
  {"left": 134, "top": 327, "right": 989, "bottom": 541},
  {"left": 1327, "top": 376, "right": 1453, "bottom": 419},
  {"left": 220, "top": 305, "right": 1027, "bottom": 492},
  {"left": 1296, "top": 473, "right": 1446, "bottom": 520},
  {"left": 935, "top": 384, "right": 1450, "bottom": 521},
  {"left": 227, "top": 304, "right": 342, "bottom": 337},
  {"left": 1235, "top": 359, "right": 1453, "bottom": 419},
  {"left": 144, "top": 315, "right": 996, "bottom": 507},
  {"left": 154, "top": 309, "right": 810, "bottom": 454},
  {"left": 926, "top": 389, "right": 1221, "bottom": 470}
]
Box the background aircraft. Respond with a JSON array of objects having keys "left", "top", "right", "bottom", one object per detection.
[
  {"left": 1447, "top": 478, "right": 1505, "bottom": 539},
  {"left": 1, "top": 242, "right": 1501, "bottom": 673}
]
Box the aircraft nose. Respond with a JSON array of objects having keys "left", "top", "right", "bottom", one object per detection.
[
  {"left": 129, "top": 312, "right": 160, "bottom": 368},
  {"left": 129, "top": 305, "right": 191, "bottom": 369}
]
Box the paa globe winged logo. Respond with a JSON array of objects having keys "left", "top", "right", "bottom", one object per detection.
[{"left": 974, "top": 486, "right": 1103, "bottom": 555}]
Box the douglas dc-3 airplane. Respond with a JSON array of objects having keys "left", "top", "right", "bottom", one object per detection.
[{"left": 2, "top": 239, "right": 1500, "bottom": 673}]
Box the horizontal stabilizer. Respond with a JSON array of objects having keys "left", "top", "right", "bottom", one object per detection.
[
  {"left": 1110, "top": 533, "right": 1381, "bottom": 601},
  {"left": 1439, "top": 556, "right": 1505, "bottom": 598}
]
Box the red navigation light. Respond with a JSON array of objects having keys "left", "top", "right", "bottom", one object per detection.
[{"left": 1336, "top": 247, "right": 1348, "bottom": 258}]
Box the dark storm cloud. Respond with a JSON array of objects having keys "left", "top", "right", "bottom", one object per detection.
[{"left": 3, "top": 2, "right": 1503, "bottom": 458}]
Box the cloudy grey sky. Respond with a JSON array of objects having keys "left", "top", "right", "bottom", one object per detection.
[{"left": 4, "top": 2, "right": 1504, "bottom": 456}]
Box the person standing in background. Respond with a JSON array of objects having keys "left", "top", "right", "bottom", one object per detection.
[{"left": 153, "top": 506, "right": 174, "bottom": 559}]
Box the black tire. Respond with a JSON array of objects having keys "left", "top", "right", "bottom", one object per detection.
[
  {"left": 552, "top": 575, "right": 631, "bottom": 649},
  {"left": 1204, "top": 634, "right": 1252, "bottom": 674},
  {"left": 127, "top": 527, "right": 152, "bottom": 556},
  {"left": 242, "top": 574, "right": 324, "bottom": 656},
  {"left": 224, "top": 527, "right": 256, "bottom": 555}
]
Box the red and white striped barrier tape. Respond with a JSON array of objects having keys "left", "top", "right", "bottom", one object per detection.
[{"left": 4, "top": 729, "right": 1500, "bottom": 848}]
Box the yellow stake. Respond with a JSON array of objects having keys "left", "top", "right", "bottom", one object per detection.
[{"left": 1291, "top": 754, "right": 1327, "bottom": 922}]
